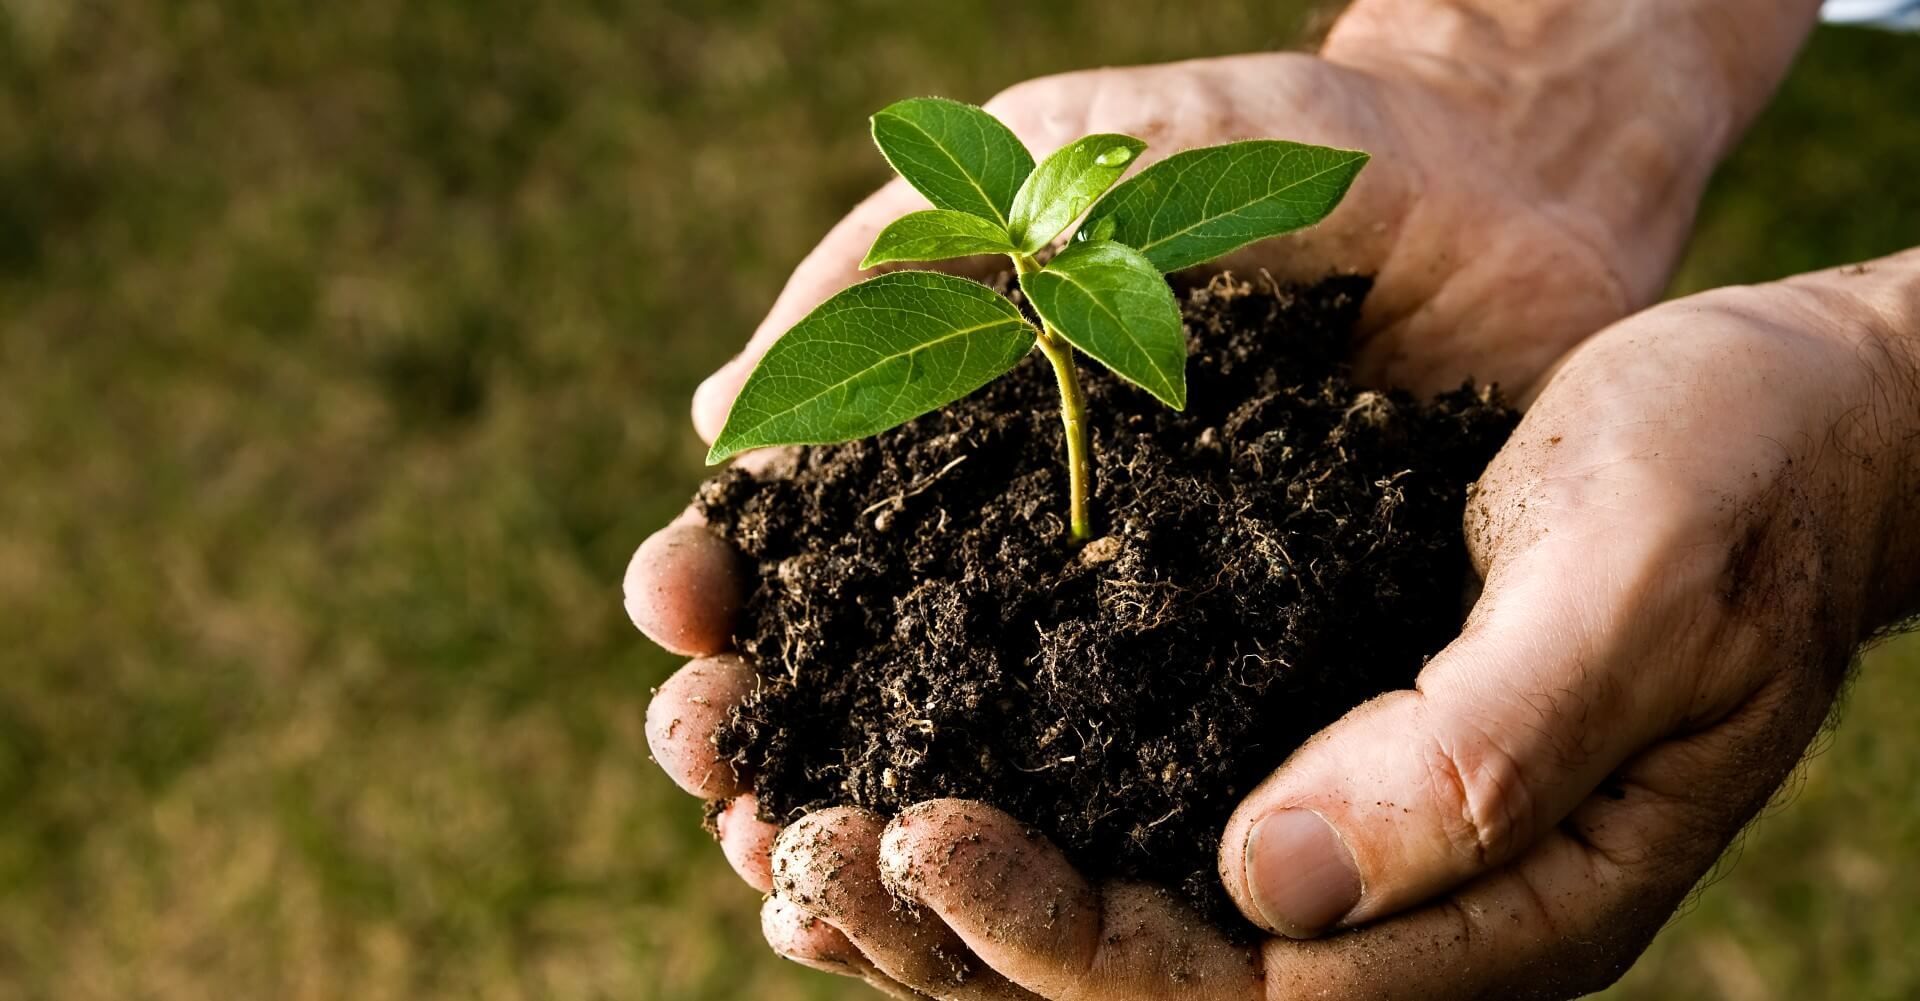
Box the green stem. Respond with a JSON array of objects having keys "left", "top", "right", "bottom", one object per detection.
[{"left": 1015, "top": 255, "right": 1094, "bottom": 543}]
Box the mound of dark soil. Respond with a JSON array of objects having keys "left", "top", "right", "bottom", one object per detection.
[{"left": 698, "top": 273, "right": 1515, "bottom": 928}]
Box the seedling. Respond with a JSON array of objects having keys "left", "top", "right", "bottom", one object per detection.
[{"left": 707, "top": 97, "right": 1367, "bottom": 542}]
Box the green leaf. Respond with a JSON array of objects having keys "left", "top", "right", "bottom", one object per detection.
[
  {"left": 870, "top": 98, "right": 1035, "bottom": 227},
  {"left": 1007, "top": 134, "right": 1147, "bottom": 254},
  {"left": 1080, "top": 140, "right": 1369, "bottom": 273},
  {"left": 861, "top": 210, "right": 1016, "bottom": 269},
  {"left": 1023, "top": 241, "right": 1186, "bottom": 409},
  {"left": 707, "top": 272, "right": 1036, "bottom": 463}
]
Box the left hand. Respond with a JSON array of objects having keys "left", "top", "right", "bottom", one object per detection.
[{"left": 648, "top": 252, "right": 1920, "bottom": 999}]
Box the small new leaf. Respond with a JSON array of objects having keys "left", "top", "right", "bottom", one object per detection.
[
  {"left": 871, "top": 98, "right": 1035, "bottom": 228},
  {"left": 1080, "top": 140, "right": 1368, "bottom": 273},
  {"left": 861, "top": 210, "right": 1016, "bottom": 269},
  {"left": 1023, "top": 241, "right": 1186, "bottom": 409},
  {"left": 707, "top": 272, "right": 1036, "bottom": 464},
  {"left": 1007, "top": 134, "right": 1147, "bottom": 254}
]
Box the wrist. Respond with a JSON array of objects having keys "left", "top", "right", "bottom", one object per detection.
[
  {"left": 1319, "top": 0, "right": 1820, "bottom": 305},
  {"left": 1784, "top": 251, "right": 1920, "bottom": 628}
]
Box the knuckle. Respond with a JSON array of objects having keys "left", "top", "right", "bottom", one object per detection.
[
  {"left": 769, "top": 809, "right": 879, "bottom": 913},
  {"left": 876, "top": 803, "right": 947, "bottom": 890},
  {"left": 1419, "top": 726, "right": 1535, "bottom": 867}
]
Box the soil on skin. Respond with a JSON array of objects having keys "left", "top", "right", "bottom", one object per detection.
[{"left": 700, "top": 273, "right": 1517, "bottom": 928}]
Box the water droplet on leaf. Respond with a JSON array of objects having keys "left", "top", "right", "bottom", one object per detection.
[{"left": 1095, "top": 146, "right": 1136, "bottom": 167}]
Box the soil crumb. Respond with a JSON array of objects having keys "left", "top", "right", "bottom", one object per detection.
[{"left": 701, "top": 273, "right": 1515, "bottom": 929}]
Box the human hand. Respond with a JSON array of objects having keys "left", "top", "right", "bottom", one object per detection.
[
  {"left": 651, "top": 251, "right": 1920, "bottom": 1000},
  {"left": 631, "top": 0, "right": 1839, "bottom": 993}
]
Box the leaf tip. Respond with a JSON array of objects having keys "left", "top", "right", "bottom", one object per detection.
[{"left": 704, "top": 439, "right": 739, "bottom": 466}]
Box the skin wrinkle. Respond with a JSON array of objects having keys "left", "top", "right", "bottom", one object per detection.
[
  {"left": 1323, "top": 0, "right": 1816, "bottom": 308},
  {"left": 1358, "top": 195, "right": 1627, "bottom": 394},
  {"left": 1496, "top": 854, "right": 1570, "bottom": 948},
  {"left": 1424, "top": 715, "right": 1532, "bottom": 869},
  {"left": 1312, "top": 71, "right": 1443, "bottom": 351}
]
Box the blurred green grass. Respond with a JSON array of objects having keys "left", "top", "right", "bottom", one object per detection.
[{"left": 0, "top": 3, "right": 1915, "bottom": 998}]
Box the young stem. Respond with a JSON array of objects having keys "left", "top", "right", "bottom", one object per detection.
[{"left": 1015, "top": 256, "right": 1094, "bottom": 542}]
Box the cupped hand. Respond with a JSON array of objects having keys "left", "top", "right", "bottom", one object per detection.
[
  {"left": 628, "top": 11, "right": 1849, "bottom": 994},
  {"left": 641, "top": 252, "right": 1920, "bottom": 998}
]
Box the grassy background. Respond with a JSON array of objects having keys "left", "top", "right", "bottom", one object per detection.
[{"left": 0, "top": 2, "right": 1915, "bottom": 998}]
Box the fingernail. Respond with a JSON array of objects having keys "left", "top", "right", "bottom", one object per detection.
[{"left": 1245, "top": 809, "right": 1361, "bottom": 938}]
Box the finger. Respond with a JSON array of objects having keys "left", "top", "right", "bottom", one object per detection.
[
  {"left": 645, "top": 654, "right": 756, "bottom": 798},
  {"left": 763, "top": 896, "right": 927, "bottom": 999},
  {"left": 715, "top": 794, "right": 779, "bottom": 892},
  {"left": 624, "top": 520, "right": 745, "bottom": 656},
  {"left": 878, "top": 799, "right": 1263, "bottom": 1001},
  {"left": 772, "top": 807, "right": 1042, "bottom": 1001},
  {"left": 762, "top": 894, "right": 867, "bottom": 973},
  {"left": 1216, "top": 525, "right": 1758, "bottom": 938},
  {"left": 1255, "top": 665, "right": 1835, "bottom": 1001},
  {"left": 692, "top": 179, "right": 1004, "bottom": 444},
  {"left": 645, "top": 645, "right": 779, "bottom": 893}
]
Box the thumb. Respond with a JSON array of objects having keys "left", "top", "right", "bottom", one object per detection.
[{"left": 1218, "top": 537, "right": 1723, "bottom": 939}]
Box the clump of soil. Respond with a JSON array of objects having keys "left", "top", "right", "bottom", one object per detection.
[{"left": 700, "top": 273, "right": 1515, "bottom": 928}]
